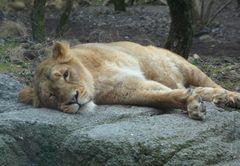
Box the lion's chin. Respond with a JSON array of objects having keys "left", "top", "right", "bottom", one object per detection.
[{"left": 78, "top": 101, "right": 96, "bottom": 115}]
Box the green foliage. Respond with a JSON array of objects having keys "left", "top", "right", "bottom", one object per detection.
[
  {"left": 0, "top": 63, "right": 23, "bottom": 73},
  {"left": 0, "top": 40, "right": 30, "bottom": 77},
  {"left": 0, "top": 63, "right": 11, "bottom": 72},
  {"left": 0, "top": 0, "right": 7, "bottom": 10},
  {"left": 190, "top": 58, "right": 240, "bottom": 90},
  {"left": 0, "top": 41, "right": 19, "bottom": 55}
]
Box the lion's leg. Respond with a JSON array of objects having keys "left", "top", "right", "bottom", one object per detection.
[
  {"left": 185, "top": 64, "right": 222, "bottom": 88},
  {"left": 194, "top": 87, "right": 240, "bottom": 108},
  {"left": 182, "top": 63, "right": 240, "bottom": 108},
  {"left": 95, "top": 78, "right": 206, "bottom": 120}
]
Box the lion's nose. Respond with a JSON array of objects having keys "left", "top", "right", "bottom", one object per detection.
[{"left": 75, "top": 90, "right": 79, "bottom": 101}]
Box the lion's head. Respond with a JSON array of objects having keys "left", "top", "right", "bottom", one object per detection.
[{"left": 18, "top": 42, "right": 95, "bottom": 113}]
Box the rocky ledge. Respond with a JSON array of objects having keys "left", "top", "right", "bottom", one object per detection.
[{"left": 0, "top": 74, "right": 240, "bottom": 166}]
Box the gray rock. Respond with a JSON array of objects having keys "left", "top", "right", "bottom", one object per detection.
[{"left": 0, "top": 74, "right": 240, "bottom": 165}]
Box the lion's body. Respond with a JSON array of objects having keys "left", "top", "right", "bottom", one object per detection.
[
  {"left": 73, "top": 42, "right": 218, "bottom": 90},
  {"left": 19, "top": 41, "right": 240, "bottom": 120}
]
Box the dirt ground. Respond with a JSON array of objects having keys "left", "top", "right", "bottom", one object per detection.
[{"left": 1, "top": 1, "right": 240, "bottom": 90}]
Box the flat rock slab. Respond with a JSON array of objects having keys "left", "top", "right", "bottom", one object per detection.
[{"left": 0, "top": 74, "right": 240, "bottom": 166}]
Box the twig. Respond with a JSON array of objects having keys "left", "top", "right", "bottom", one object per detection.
[{"left": 208, "top": 0, "right": 233, "bottom": 24}]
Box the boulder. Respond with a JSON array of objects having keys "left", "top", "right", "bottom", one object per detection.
[{"left": 0, "top": 74, "right": 240, "bottom": 165}]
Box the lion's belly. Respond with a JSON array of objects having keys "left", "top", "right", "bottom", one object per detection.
[
  {"left": 97, "top": 64, "right": 145, "bottom": 83},
  {"left": 93, "top": 63, "right": 145, "bottom": 95},
  {"left": 139, "top": 56, "right": 186, "bottom": 89},
  {"left": 106, "top": 42, "right": 186, "bottom": 89}
]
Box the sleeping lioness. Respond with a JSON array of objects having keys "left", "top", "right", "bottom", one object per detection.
[{"left": 18, "top": 41, "right": 240, "bottom": 120}]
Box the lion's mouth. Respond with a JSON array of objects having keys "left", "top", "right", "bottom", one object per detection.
[
  {"left": 65, "top": 91, "right": 92, "bottom": 111},
  {"left": 66, "top": 100, "right": 92, "bottom": 111}
]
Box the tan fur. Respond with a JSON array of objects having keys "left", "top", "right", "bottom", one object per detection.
[{"left": 18, "top": 41, "right": 240, "bottom": 120}]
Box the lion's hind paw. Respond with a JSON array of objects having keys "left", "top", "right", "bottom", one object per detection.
[{"left": 228, "top": 94, "right": 240, "bottom": 108}]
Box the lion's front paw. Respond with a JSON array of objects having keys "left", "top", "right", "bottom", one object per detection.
[
  {"left": 59, "top": 104, "right": 79, "bottom": 113},
  {"left": 187, "top": 95, "right": 206, "bottom": 120}
]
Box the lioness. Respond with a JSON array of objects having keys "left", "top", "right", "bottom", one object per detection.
[{"left": 18, "top": 41, "right": 240, "bottom": 120}]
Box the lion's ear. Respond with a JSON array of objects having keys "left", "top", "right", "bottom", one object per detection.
[
  {"left": 18, "top": 87, "right": 40, "bottom": 107},
  {"left": 53, "top": 41, "right": 71, "bottom": 62}
]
